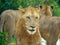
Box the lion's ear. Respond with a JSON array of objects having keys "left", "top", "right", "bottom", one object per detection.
[
  {"left": 40, "top": 6, "right": 42, "bottom": 9},
  {"left": 18, "top": 6, "right": 25, "bottom": 13},
  {"left": 51, "top": 6, "right": 53, "bottom": 9}
]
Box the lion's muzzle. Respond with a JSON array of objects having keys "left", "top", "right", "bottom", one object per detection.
[{"left": 27, "top": 28, "right": 36, "bottom": 35}]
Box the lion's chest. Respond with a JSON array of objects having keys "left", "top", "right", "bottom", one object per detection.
[
  {"left": 20, "top": 38, "right": 40, "bottom": 45},
  {"left": 19, "top": 32, "right": 41, "bottom": 45}
]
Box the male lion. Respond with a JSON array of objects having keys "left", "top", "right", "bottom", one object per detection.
[
  {"left": 16, "top": 6, "right": 41, "bottom": 45},
  {"left": 40, "top": 5, "right": 60, "bottom": 45},
  {"left": 0, "top": 7, "right": 25, "bottom": 45}
]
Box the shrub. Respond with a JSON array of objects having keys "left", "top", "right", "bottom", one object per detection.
[{"left": 0, "top": 32, "right": 8, "bottom": 45}]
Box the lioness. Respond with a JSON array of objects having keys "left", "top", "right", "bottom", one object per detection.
[
  {"left": 40, "top": 5, "right": 60, "bottom": 45},
  {"left": 40, "top": 5, "right": 53, "bottom": 16},
  {"left": 0, "top": 7, "right": 25, "bottom": 45},
  {"left": 16, "top": 6, "right": 41, "bottom": 45}
]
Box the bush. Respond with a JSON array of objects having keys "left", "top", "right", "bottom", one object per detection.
[
  {"left": 0, "top": 32, "right": 8, "bottom": 45},
  {"left": 0, "top": 0, "right": 60, "bottom": 16}
]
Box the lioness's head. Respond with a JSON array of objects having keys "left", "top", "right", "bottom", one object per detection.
[
  {"left": 17, "top": 6, "right": 40, "bottom": 35},
  {"left": 40, "top": 5, "right": 53, "bottom": 16}
]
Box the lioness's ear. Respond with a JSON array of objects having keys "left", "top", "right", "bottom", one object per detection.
[
  {"left": 51, "top": 6, "right": 53, "bottom": 9},
  {"left": 18, "top": 6, "right": 25, "bottom": 13},
  {"left": 40, "top": 6, "right": 42, "bottom": 9}
]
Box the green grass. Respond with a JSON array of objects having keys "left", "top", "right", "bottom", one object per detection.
[
  {"left": 0, "top": 32, "right": 16, "bottom": 45},
  {"left": 11, "top": 36, "right": 16, "bottom": 43}
]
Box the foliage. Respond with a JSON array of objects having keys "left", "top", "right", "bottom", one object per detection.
[
  {"left": 0, "top": 32, "right": 8, "bottom": 45},
  {"left": 0, "top": 0, "right": 60, "bottom": 15}
]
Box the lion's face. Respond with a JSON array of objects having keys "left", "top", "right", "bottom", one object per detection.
[
  {"left": 21, "top": 6, "right": 40, "bottom": 35},
  {"left": 40, "top": 5, "right": 53, "bottom": 16}
]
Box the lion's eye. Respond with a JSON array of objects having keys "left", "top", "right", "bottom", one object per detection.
[
  {"left": 26, "top": 16, "right": 30, "bottom": 19},
  {"left": 35, "top": 17, "right": 38, "bottom": 19},
  {"left": 26, "top": 16, "right": 30, "bottom": 21}
]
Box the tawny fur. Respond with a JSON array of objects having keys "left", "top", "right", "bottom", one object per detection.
[
  {"left": 40, "top": 5, "right": 53, "bottom": 17},
  {"left": 40, "top": 5, "right": 60, "bottom": 45},
  {"left": 0, "top": 7, "right": 24, "bottom": 45},
  {"left": 16, "top": 6, "right": 41, "bottom": 45}
]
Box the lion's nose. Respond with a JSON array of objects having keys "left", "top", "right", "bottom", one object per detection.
[{"left": 30, "top": 26, "right": 35, "bottom": 28}]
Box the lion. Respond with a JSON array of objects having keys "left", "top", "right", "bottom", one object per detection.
[
  {"left": 0, "top": 7, "right": 25, "bottom": 45},
  {"left": 40, "top": 5, "right": 53, "bottom": 16},
  {"left": 40, "top": 16, "right": 60, "bottom": 45},
  {"left": 16, "top": 6, "right": 41, "bottom": 45},
  {"left": 40, "top": 5, "right": 60, "bottom": 45}
]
